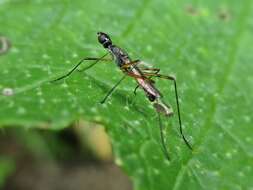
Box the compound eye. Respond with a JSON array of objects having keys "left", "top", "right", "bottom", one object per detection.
[{"left": 99, "top": 36, "right": 107, "bottom": 44}]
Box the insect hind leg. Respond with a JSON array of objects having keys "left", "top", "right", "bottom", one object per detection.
[
  {"left": 142, "top": 72, "right": 193, "bottom": 150},
  {"left": 157, "top": 111, "right": 170, "bottom": 160}
]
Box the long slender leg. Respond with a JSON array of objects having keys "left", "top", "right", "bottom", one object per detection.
[
  {"left": 133, "top": 85, "right": 140, "bottom": 95},
  {"left": 121, "top": 60, "right": 160, "bottom": 80},
  {"left": 120, "top": 59, "right": 140, "bottom": 69},
  {"left": 132, "top": 68, "right": 159, "bottom": 95},
  {"left": 97, "top": 62, "right": 156, "bottom": 104},
  {"left": 51, "top": 53, "right": 109, "bottom": 82},
  {"left": 77, "top": 57, "right": 112, "bottom": 72},
  {"left": 143, "top": 73, "right": 193, "bottom": 150},
  {"left": 142, "top": 68, "right": 160, "bottom": 74},
  {"left": 133, "top": 77, "right": 155, "bottom": 95},
  {"left": 121, "top": 61, "right": 160, "bottom": 73},
  {"left": 158, "top": 111, "right": 170, "bottom": 160},
  {"left": 168, "top": 76, "right": 192, "bottom": 150},
  {"left": 101, "top": 60, "right": 149, "bottom": 103},
  {"left": 100, "top": 75, "right": 127, "bottom": 104},
  {"left": 124, "top": 72, "right": 146, "bottom": 79}
]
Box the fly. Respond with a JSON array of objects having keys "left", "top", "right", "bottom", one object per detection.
[{"left": 51, "top": 32, "right": 193, "bottom": 160}]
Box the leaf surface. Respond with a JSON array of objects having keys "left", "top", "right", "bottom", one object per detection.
[{"left": 0, "top": 0, "right": 252, "bottom": 189}]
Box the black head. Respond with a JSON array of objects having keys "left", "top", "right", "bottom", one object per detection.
[{"left": 97, "top": 32, "right": 112, "bottom": 48}]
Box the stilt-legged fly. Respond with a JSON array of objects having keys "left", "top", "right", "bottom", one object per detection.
[{"left": 52, "top": 32, "right": 193, "bottom": 160}]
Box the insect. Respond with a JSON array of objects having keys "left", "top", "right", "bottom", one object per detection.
[{"left": 52, "top": 32, "right": 192, "bottom": 160}]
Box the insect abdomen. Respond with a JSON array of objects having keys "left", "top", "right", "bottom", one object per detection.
[{"left": 153, "top": 99, "right": 173, "bottom": 117}]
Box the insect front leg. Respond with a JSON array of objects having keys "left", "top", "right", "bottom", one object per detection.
[
  {"left": 51, "top": 53, "right": 110, "bottom": 82},
  {"left": 77, "top": 55, "right": 112, "bottom": 72}
]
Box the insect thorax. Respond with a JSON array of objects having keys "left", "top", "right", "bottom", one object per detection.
[{"left": 108, "top": 45, "right": 131, "bottom": 67}]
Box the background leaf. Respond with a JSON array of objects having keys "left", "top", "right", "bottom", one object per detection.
[{"left": 0, "top": 0, "right": 253, "bottom": 189}]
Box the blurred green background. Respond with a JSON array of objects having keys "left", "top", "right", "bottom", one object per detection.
[{"left": 0, "top": 0, "right": 253, "bottom": 189}]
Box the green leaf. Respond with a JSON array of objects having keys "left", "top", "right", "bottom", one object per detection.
[{"left": 0, "top": 0, "right": 253, "bottom": 189}]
